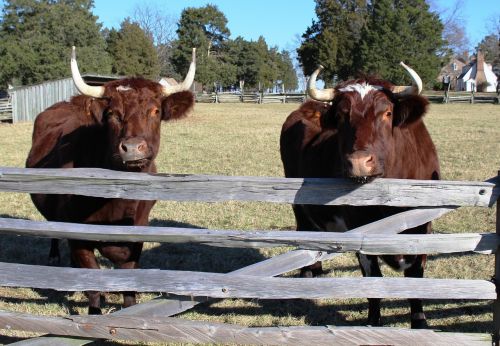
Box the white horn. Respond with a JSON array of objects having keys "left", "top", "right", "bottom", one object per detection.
[
  {"left": 71, "top": 46, "right": 105, "bottom": 98},
  {"left": 307, "top": 65, "right": 335, "bottom": 101},
  {"left": 162, "top": 48, "right": 196, "bottom": 96},
  {"left": 392, "top": 61, "right": 423, "bottom": 97}
]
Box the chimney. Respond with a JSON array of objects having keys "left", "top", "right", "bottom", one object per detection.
[{"left": 475, "top": 50, "right": 487, "bottom": 91}]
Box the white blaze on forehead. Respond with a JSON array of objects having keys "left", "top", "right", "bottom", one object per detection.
[
  {"left": 339, "top": 83, "right": 382, "bottom": 100},
  {"left": 116, "top": 85, "right": 132, "bottom": 92}
]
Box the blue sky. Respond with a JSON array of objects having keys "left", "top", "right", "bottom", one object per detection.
[{"left": 92, "top": 0, "right": 499, "bottom": 51}]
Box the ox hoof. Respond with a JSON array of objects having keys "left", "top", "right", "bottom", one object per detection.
[
  {"left": 411, "top": 318, "right": 428, "bottom": 329},
  {"left": 299, "top": 266, "right": 324, "bottom": 278},
  {"left": 300, "top": 269, "right": 314, "bottom": 278},
  {"left": 47, "top": 256, "right": 61, "bottom": 267},
  {"left": 88, "top": 307, "right": 102, "bottom": 315},
  {"left": 367, "top": 315, "right": 382, "bottom": 327}
]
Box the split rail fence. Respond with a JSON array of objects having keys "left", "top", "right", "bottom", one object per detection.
[
  {"left": 0, "top": 167, "right": 498, "bottom": 345},
  {"left": 196, "top": 92, "right": 306, "bottom": 104}
]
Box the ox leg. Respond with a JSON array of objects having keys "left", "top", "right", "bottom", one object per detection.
[
  {"left": 357, "top": 253, "right": 383, "bottom": 326},
  {"left": 100, "top": 242, "right": 143, "bottom": 308},
  {"left": 48, "top": 239, "right": 61, "bottom": 266},
  {"left": 69, "top": 241, "right": 102, "bottom": 315},
  {"left": 293, "top": 205, "right": 325, "bottom": 278},
  {"left": 405, "top": 254, "right": 428, "bottom": 329}
]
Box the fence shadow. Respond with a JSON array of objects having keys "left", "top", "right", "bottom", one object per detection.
[{"left": 140, "top": 218, "right": 267, "bottom": 273}]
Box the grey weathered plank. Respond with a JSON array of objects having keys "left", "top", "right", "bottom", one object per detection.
[
  {"left": 0, "top": 310, "right": 491, "bottom": 345},
  {"left": 0, "top": 167, "right": 497, "bottom": 207},
  {"left": 0, "top": 217, "right": 496, "bottom": 254},
  {"left": 0, "top": 262, "right": 495, "bottom": 299}
]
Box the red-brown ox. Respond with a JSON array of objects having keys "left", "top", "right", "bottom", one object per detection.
[
  {"left": 25, "top": 47, "right": 196, "bottom": 314},
  {"left": 280, "top": 63, "right": 439, "bottom": 329}
]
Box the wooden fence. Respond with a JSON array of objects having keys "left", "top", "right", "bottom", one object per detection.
[
  {"left": 0, "top": 98, "right": 12, "bottom": 122},
  {"left": 0, "top": 167, "right": 498, "bottom": 345},
  {"left": 196, "top": 92, "right": 306, "bottom": 104},
  {"left": 424, "top": 91, "right": 500, "bottom": 104}
]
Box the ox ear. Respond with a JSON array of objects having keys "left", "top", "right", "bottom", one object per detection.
[
  {"left": 393, "top": 95, "right": 429, "bottom": 127},
  {"left": 88, "top": 98, "right": 109, "bottom": 124},
  {"left": 161, "top": 91, "right": 194, "bottom": 121},
  {"left": 71, "top": 95, "right": 108, "bottom": 124}
]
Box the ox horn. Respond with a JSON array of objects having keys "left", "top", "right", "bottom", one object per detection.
[
  {"left": 70, "top": 46, "right": 105, "bottom": 98},
  {"left": 392, "top": 61, "right": 423, "bottom": 97},
  {"left": 162, "top": 48, "right": 196, "bottom": 96},
  {"left": 307, "top": 65, "right": 336, "bottom": 101}
]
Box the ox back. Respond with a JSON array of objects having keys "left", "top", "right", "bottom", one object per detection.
[
  {"left": 26, "top": 47, "right": 195, "bottom": 314},
  {"left": 280, "top": 74, "right": 439, "bottom": 329}
]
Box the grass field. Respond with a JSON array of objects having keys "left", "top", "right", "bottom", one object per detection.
[{"left": 0, "top": 102, "right": 499, "bottom": 344}]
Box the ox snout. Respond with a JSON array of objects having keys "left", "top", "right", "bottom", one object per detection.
[
  {"left": 118, "top": 137, "right": 151, "bottom": 167},
  {"left": 346, "top": 151, "right": 381, "bottom": 182}
]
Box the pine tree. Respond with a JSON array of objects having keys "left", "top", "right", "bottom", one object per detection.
[
  {"left": 297, "top": 0, "right": 367, "bottom": 84},
  {"left": 171, "top": 4, "right": 233, "bottom": 89},
  {"left": 356, "top": 0, "right": 445, "bottom": 86},
  {"left": 106, "top": 19, "right": 160, "bottom": 78},
  {"left": 0, "top": 0, "right": 111, "bottom": 87}
]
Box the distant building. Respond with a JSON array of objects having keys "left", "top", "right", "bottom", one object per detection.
[
  {"left": 437, "top": 57, "right": 466, "bottom": 90},
  {"left": 456, "top": 50, "right": 498, "bottom": 92}
]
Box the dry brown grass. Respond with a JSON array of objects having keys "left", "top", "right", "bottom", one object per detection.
[{"left": 0, "top": 102, "right": 498, "bottom": 344}]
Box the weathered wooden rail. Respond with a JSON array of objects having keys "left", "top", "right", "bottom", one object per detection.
[
  {"left": 195, "top": 92, "right": 306, "bottom": 104},
  {"left": 0, "top": 167, "right": 498, "bottom": 345}
]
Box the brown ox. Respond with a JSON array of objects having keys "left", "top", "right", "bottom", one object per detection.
[
  {"left": 25, "top": 47, "right": 196, "bottom": 314},
  {"left": 280, "top": 63, "right": 439, "bottom": 329}
]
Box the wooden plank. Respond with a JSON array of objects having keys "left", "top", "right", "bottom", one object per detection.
[
  {"left": 0, "top": 310, "right": 491, "bottom": 345},
  {"left": 0, "top": 167, "right": 497, "bottom": 207},
  {"left": 493, "top": 170, "right": 500, "bottom": 345},
  {"left": 0, "top": 262, "right": 495, "bottom": 299},
  {"left": 0, "top": 217, "right": 496, "bottom": 254}
]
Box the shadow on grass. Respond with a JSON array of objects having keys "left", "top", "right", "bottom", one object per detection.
[{"left": 140, "top": 218, "right": 267, "bottom": 273}]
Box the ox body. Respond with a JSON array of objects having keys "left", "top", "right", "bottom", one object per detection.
[
  {"left": 280, "top": 64, "right": 439, "bottom": 328},
  {"left": 25, "top": 47, "right": 196, "bottom": 314}
]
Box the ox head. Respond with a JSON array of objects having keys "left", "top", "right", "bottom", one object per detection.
[
  {"left": 71, "top": 47, "right": 195, "bottom": 171},
  {"left": 308, "top": 63, "right": 429, "bottom": 182}
]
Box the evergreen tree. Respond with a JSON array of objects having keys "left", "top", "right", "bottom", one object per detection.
[
  {"left": 277, "top": 50, "right": 299, "bottom": 91},
  {"left": 477, "top": 34, "right": 500, "bottom": 78},
  {"left": 356, "top": 0, "right": 445, "bottom": 86},
  {"left": 0, "top": 0, "right": 111, "bottom": 87},
  {"left": 106, "top": 19, "right": 160, "bottom": 78},
  {"left": 297, "top": 0, "right": 367, "bottom": 84},
  {"left": 171, "top": 4, "right": 233, "bottom": 89}
]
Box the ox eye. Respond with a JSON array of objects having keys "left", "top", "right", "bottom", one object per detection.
[{"left": 150, "top": 108, "right": 160, "bottom": 117}]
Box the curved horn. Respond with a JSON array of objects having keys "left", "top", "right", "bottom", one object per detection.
[
  {"left": 307, "top": 65, "right": 335, "bottom": 101},
  {"left": 70, "top": 46, "right": 105, "bottom": 98},
  {"left": 392, "top": 61, "right": 423, "bottom": 97},
  {"left": 162, "top": 48, "right": 196, "bottom": 96}
]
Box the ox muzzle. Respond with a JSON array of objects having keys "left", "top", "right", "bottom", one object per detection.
[
  {"left": 118, "top": 137, "right": 152, "bottom": 169},
  {"left": 345, "top": 151, "right": 382, "bottom": 183}
]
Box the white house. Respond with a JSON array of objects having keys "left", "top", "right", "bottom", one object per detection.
[{"left": 456, "top": 50, "right": 498, "bottom": 92}]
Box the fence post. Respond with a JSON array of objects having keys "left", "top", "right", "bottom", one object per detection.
[{"left": 493, "top": 170, "right": 500, "bottom": 345}]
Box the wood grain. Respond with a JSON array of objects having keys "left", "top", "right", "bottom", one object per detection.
[
  {"left": 0, "top": 262, "right": 495, "bottom": 299},
  {"left": 0, "top": 310, "right": 491, "bottom": 345},
  {"left": 0, "top": 167, "right": 497, "bottom": 207}
]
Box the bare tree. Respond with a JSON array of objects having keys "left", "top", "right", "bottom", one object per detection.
[
  {"left": 430, "top": 0, "right": 470, "bottom": 58},
  {"left": 132, "top": 3, "right": 179, "bottom": 78}
]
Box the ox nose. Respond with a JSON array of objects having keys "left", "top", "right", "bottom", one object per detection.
[
  {"left": 347, "top": 151, "right": 376, "bottom": 177},
  {"left": 119, "top": 138, "right": 148, "bottom": 162}
]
